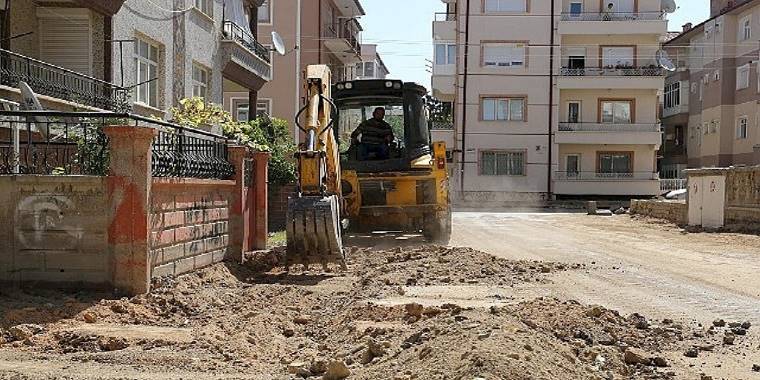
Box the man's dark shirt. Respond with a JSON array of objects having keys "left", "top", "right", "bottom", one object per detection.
[{"left": 351, "top": 118, "right": 394, "bottom": 145}]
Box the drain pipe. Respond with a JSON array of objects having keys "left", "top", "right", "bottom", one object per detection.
[
  {"left": 547, "top": 0, "right": 555, "bottom": 197},
  {"left": 294, "top": 0, "right": 302, "bottom": 144},
  {"left": 459, "top": 0, "right": 471, "bottom": 196}
]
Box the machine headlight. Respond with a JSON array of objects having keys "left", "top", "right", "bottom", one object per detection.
[
  {"left": 393, "top": 82, "right": 402, "bottom": 89},
  {"left": 345, "top": 82, "right": 354, "bottom": 89},
  {"left": 385, "top": 81, "right": 393, "bottom": 88},
  {"left": 336, "top": 83, "right": 345, "bottom": 90}
]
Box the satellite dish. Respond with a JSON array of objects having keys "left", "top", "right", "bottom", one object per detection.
[
  {"left": 19, "top": 81, "right": 51, "bottom": 140},
  {"left": 271, "top": 31, "right": 286, "bottom": 56},
  {"left": 662, "top": 0, "right": 677, "bottom": 14},
  {"left": 656, "top": 50, "right": 677, "bottom": 72}
]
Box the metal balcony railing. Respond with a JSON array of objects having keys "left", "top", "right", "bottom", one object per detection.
[
  {"left": 556, "top": 171, "right": 660, "bottom": 181},
  {"left": 0, "top": 49, "right": 130, "bottom": 112},
  {"left": 430, "top": 121, "right": 454, "bottom": 130},
  {"left": 434, "top": 12, "right": 457, "bottom": 21},
  {"left": 560, "top": 66, "right": 663, "bottom": 77},
  {"left": 558, "top": 123, "right": 661, "bottom": 132},
  {"left": 560, "top": 11, "right": 665, "bottom": 21},
  {"left": 322, "top": 21, "right": 361, "bottom": 55},
  {"left": 222, "top": 21, "right": 271, "bottom": 64},
  {"left": 660, "top": 178, "right": 687, "bottom": 192}
]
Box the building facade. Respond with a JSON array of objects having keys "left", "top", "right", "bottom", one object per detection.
[
  {"left": 0, "top": 0, "right": 271, "bottom": 120},
  {"left": 356, "top": 44, "right": 390, "bottom": 80},
  {"left": 224, "top": 0, "right": 366, "bottom": 137},
  {"left": 662, "top": 0, "right": 760, "bottom": 172},
  {"left": 432, "top": 0, "right": 667, "bottom": 204}
]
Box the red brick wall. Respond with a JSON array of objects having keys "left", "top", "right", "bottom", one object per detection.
[
  {"left": 268, "top": 184, "right": 296, "bottom": 231},
  {"left": 149, "top": 180, "right": 235, "bottom": 278}
]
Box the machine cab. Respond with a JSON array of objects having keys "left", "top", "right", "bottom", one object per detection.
[{"left": 333, "top": 80, "right": 432, "bottom": 173}]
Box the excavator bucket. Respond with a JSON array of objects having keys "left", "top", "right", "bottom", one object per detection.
[{"left": 285, "top": 194, "right": 346, "bottom": 270}]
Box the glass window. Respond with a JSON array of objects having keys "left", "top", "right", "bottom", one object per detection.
[
  {"left": 741, "top": 16, "right": 751, "bottom": 40},
  {"left": 134, "top": 37, "right": 159, "bottom": 108},
  {"left": 569, "top": 2, "right": 583, "bottom": 16},
  {"left": 235, "top": 100, "right": 271, "bottom": 121},
  {"left": 435, "top": 43, "right": 456, "bottom": 65},
  {"left": 482, "top": 97, "right": 525, "bottom": 121},
  {"left": 602, "top": 47, "right": 634, "bottom": 67},
  {"left": 737, "top": 64, "right": 750, "bottom": 89},
  {"left": 194, "top": 0, "right": 212, "bottom": 16},
  {"left": 737, "top": 117, "right": 749, "bottom": 139},
  {"left": 483, "top": 43, "right": 525, "bottom": 67},
  {"left": 258, "top": 0, "right": 271, "bottom": 23},
  {"left": 192, "top": 63, "right": 209, "bottom": 99},
  {"left": 597, "top": 152, "right": 632, "bottom": 175},
  {"left": 484, "top": 0, "right": 526, "bottom": 13},
  {"left": 568, "top": 102, "right": 580, "bottom": 123},
  {"left": 664, "top": 82, "right": 680, "bottom": 109},
  {"left": 364, "top": 62, "right": 375, "bottom": 78},
  {"left": 601, "top": 101, "right": 632, "bottom": 124},
  {"left": 480, "top": 151, "right": 525, "bottom": 176}
]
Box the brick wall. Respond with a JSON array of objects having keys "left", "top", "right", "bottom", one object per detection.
[
  {"left": 0, "top": 176, "right": 110, "bottom": 285},
  {"left": 630, "top": 200, "right": 687, "bottom": 225},
  {"left": 268, "top": 184, "right": 296, "bottom": 231},
  {"left": 149, "top": 179, "right": 235, "bottom": 278}
]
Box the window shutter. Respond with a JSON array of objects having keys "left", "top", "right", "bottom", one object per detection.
[{"left": 37, "top": 8, "right": 92, "bottom": 76}]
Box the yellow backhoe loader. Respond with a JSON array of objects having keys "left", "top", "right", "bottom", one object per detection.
[{"left": 285, "top": 65, "right": 451, "bottom": 269}]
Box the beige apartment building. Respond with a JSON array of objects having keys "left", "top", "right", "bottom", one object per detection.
[
  {"left": 223, "top": 0, "right": 366, "bottom": 134},
  {"left": 432, "top": 0, "right": 667, "bottom": 203},
  {"left": 662, "top": 0, "right": 760, "bottom": 172}
]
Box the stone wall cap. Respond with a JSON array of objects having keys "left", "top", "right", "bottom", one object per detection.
[
  {"left": 102, "top": 125, "right": 158, "bottom": 138},
  {"left": 685, "top": 165, "right": 760, "bottom": 175}
]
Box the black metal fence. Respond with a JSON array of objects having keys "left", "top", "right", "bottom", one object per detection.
[
  {"left": 0, "top": 49, "right": 131, "bottom": 112},
  {"left": 222, "top": 21, "right": 272, "bottom": 64},
  {"left": 0, "top": 111, "right": 234, "bottom": 179}
]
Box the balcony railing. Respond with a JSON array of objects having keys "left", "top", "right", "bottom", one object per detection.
[
  {"left": 560, "top": 11, "right": 665, "bottom": 21},
  {"left": 323, "top": 21, "right": 361, "bottom": 55},
  {"left": 556, "top": 171, "right": 659, "bottom": 181},
  {"left": 558, "top": 123, "right": 661, "bottom": 132},
  {"left": 0, "top": 49, "right": 130, "bottom": 112},
  {"left": 430, "top": 121, "right": 454, "bottom": 130},
  {"left": 222, "top": 21, "right": 271, "bottom": 64},
  {"left": 434, "top": 12, "right": 457, "bottom": 21},
  {"left": 560, "top": 67, "right": 663, "bottom": 77},
  {"left": 660, "top": 178, "right": 687, "bottom": 192}
]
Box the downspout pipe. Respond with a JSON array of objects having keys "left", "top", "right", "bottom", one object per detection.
[
  {"left": 294, "top": 0, "right": 302, "bottom": 144},
  {"left": 459, "top": 0, "right": 470, "bottom": 196},
  {"left": 547, "top": 0, "right": 555, "bottom": 197}
]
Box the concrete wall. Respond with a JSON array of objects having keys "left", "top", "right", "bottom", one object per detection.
[
  {"left": 724, "top": 166, "right": 760, "bottom": 228},
  {"left": 150, "top": 179, "right": 234, "bottom": 278},
  {"left": 630, "top": 199, "right": 687, "bottom": 225},
  {"left": 0, "top": 176, "right": 110, "bottom": 285}
]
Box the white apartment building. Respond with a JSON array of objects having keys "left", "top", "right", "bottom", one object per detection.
[
  {"left": 432, "top": 0, "right": 668, "bottom": 204},
  {"left": 356, "top": 44, "right": 390, "bottom": 80}
]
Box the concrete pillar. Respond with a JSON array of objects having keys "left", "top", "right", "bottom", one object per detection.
[
  {"left": 227, "top": 145, "right": 249, "bottom": 262},
  {"left": 252, "top": 151, "right": 270, "bottom": 250},
  {"left": 103, "top": 125, "right": 156, "bottom": 295},
  {"left": 753, "top": 145, "right": 760, "bottom": 165}
]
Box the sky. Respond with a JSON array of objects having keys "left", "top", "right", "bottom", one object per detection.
[{"left": 360, "top": 0, "right": 712, "bottom": 91}]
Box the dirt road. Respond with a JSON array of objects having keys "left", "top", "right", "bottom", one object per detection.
[{"left": 451, "top": 212, "right": 760, "bottom": 323}]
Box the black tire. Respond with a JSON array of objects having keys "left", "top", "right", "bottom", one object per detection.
[{"left": 424, "top": 209, "right": 452, "bottom": 245}]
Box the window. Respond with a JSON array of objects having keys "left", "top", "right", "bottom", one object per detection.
[
  {"left": 602, "top": 46, "right": 634, "bottom": 67},
  {"left": 134, "top": 37, "right": 159, "bottom": 108},
  {"left": 364, "top": 62, "right": 375, "bottom": 77},
  {"left": 566, "top": 154, "right": 580, "bottom": 176},
  {"left": 737, "top": 64, "right": 750, "bottom": 90},
  {"left": 483, "top": 43, "right": 525, "bottom": 67},
  {"left": 194, "top": 0, "right": 212, "bottom": 16},
  {"left": 482, "top": 97, "right": 525, "bottom": 121},
  {"left": 597, "top": 152, "right": 632, "bottom": 175},
  {"left": 741, "top": 16, "right": 751, "bottom": 40},
  {"left": 235, "top": 99, "right": 271, "bottom": 121},
  {"left": 480, "top": 151, "right": 525, "bottom": 176},
  {"left": 737, "top": 117, "right": 748, "bottom": 139},
  {"left": 600, "top": 100, "right": 632, "bottom": 124},
  {"left": 484, "top": 0, "right": 526, "bottom": 12},
  {"left": 435, "top": 43, "right": 456, "bottom": 65},
  {"left": 709, "top": 120, "right": 720, "bottom": 134},
  {"left": 664, "top": 82, "right": 680, "bottom": 109},
  {"left": 567, "top": 102, "right": 580, "bottom": 123},
  {"left": 674, "top": 125, "right": 684, "bottom": 146},
  {"left": 192, "top": 63, "right": 209, "bottom": 99},
  {"left": 258, "top": 0, "right": 271, "bottom": 23},
  {"left": 569, "top": 2, "right": 583, "bottom": 17}
]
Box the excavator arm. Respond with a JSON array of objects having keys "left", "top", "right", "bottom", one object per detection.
[{"left": 285, "top": 65, "right": 346, "bottom": 270}]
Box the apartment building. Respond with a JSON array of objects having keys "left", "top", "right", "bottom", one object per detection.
[
  {"left": 356, "top": 44, "right": 390, "bottom": 80},
  {"left": 224, "top": 0, "right": 366, "bottom": 131},
  {"left": 0, "top": 0, "right": 271, "bottom": 120},
  {"left": 662, "top": 0, "right": 760, "bottom": 171},
  {"left": 432, "top": 0, "right": 667, "bottom": 203}
]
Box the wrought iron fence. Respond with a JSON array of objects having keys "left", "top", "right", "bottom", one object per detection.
[
  {"left": 660, "top": 178, "right": 687, "bottom": 192},
  {"left": 558, "top": 123, "right": 661, "bottom": 132},
  {"left": 222, "top": 21, "right": 271, "bottom": 64},
  {"left": 0, "top": 111, "right": 234, "bottom": 179},
  {"left": 0, "top": 49, "right": 131, "bottom": 112},
  {"left": 555, "top": 171, "right": 660, "bottom": 181},
  {"left": 430, "top": 121, "right": 455, "bottom": 130},
  {"left": 560, "top": 11, "right": 665, "bottom": 21},
  {"left": 560, "top": 67, "right": 664, "bottom": 77}
]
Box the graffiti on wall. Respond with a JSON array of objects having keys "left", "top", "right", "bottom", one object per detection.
[{"left": 15, "top": 195, "right": 85, "bottom": 251}]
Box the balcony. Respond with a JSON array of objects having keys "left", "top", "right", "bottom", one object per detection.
[
  {"left": 0, "top": 49, "right": 130, "bottom": 111},
  {"left": 558, "top": 11, "right": 667, "bottom": 35},
  {"left": 221, "top": 21, "right": 272, "bottom": 90},
  {"left": 662, "top": 104, "right": 689, "bottom": 118},
  {"left": 557, "top": 66, "right": 664, "bottom": 89},
  {"left": 433, "top": 12, "right": 456, "bottom": 40},
  {"left": 554, "top": 171, "right": 661, "bottom": 196},
  {"left": 432, "top": 72, "right": 455, "bottom": 99},
  {"left": 556, "top": 123, "right": 662, "bottom": 145},
  {"left": 322, "top": 21, "right": 362, "bottom": 63}
]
